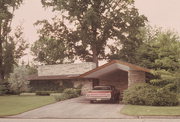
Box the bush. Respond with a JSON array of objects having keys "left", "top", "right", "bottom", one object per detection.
[
  {"left": 123, "top": 83, "right": 179, "bottom": 106},
  {"left": 30, "top": 81, "right": 65, "bottom": 92},
  {"left": 8, "top": 66, "right": 31, "bottom": 93},
  {"left": 63, "top": 88, "right": 81, "bottom": 98},
  {"left": 50, "top": 93, "right": 62, "bottom": 96},
  {"left": 36, "top": 91, "right": 55, "bottom": 96},
  {"left": 54, "top": 93, "right": 70, "bottom": 101},
  {"left": 0, "top": 82, "right": 9, "bottom": 95},
  {"left": 54, "top": 88, "right": 81, "bottom": 101},
  {"left": 20, "top": 93, "right": 36, "bottom": 96}
]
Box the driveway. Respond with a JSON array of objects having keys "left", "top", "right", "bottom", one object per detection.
[{"left": 9, "top": 97, "right": 136, "bottom": 119}]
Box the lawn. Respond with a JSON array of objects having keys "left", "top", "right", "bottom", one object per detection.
[
  {"left": 121, "top": 105, "right": 180, "bottom": 116},
  {"left": 0, "top": 95, "right": 56, "bottom": 117}
]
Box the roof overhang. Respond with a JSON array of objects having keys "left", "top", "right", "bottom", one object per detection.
[
  {"left": 27, "top": 74, "right": 80, "bottom": 81},
  {"left": 80, "top": 60, "right": 151, "bottom": 79}
]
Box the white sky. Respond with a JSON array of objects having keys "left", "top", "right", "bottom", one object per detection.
[
  {"left": 11, "top": 0, "right": 180, "bottom": 64},
  {"left": 135, "top": 0, "right": 180, "bottom": 32},
  {"left": 12, "top": 0, "right": 55, "bottom": 44}
]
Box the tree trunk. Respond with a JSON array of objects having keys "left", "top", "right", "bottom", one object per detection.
[
  {"left": 0, "top": 20, "right": 3, "bottom": 82},
  {"left": 0, "top": 39, "right": 3, "bottom": 82},
  {"left": 92, "top": 48, "right": 98, "bottom": 67}
]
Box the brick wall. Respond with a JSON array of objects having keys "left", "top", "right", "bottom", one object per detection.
[
  {"left": 128, "top": 70, "right": 145, "bottom": 86},
  {"left": 38, "top": 62, "right": 96, "bottom": 76},
  {"left": 73, "top": 79, "right": 93, "bottom": 95}
]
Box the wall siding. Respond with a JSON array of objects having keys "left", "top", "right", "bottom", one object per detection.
[
  {"left": 38, "top": 62, "right": 96, "bottom": 76},
  {"left": 74, "top": 79, "right": 94, "bottom": 95},
  {"left": 128, "top": 70, "right": 145, "bottom": 86}
]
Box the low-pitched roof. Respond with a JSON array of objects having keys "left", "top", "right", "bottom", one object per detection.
[
  {"left": 80, "top": 60, "right": 151, "bottom": 78},
  {"left": 27, "top": 74, "right": 80, "bottom": 81},
  {"left": 28, "top": 60, "right": 151, "bottom": 81}
]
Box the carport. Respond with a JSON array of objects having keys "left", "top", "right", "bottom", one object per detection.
[{"left": 80, "top": 60, "right": 151, "bottom": 93}]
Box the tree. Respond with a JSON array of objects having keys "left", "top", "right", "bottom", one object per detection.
[
  {"left": 8, "top": 65, "right": 29, "bottom": 93},
  {"left": 108, "top": 25, "right": 159, "bottom": 63},
  {"left": 36, "top": 0, "right": 147, "bottom": 66},
  {"left": 32, "top": 18, "right": 74, "bottom": 64},
  {"left": 150, "top": 70, "right": 180, "bottom": 92},
  {"left": 134, "top": 28, "right": 180, "bottom": 93},
  {"left": 3, "top": 26, "right": 28, "bottom": 79},
  {"left": 0, "top": 0, "right": 24, "bottom": 82},
  {"left": 8, "top": 65, "right": 36, "bottom": 93},
  {"left": 136, "top": 29, "right": 180, "bottom": 71}
]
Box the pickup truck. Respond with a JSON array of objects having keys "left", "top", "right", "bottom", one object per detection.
[{"left": 86, "top": 85, "right": 120, "bottom": 103}]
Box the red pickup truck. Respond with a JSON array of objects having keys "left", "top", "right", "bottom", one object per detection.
[{"left": 86, "top": 85, "right": 120, "bottom": 103}]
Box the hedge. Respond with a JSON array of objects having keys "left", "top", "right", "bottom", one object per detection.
[
  {"left": 54, "top": 88, "right": 81, "bottom": 101},
  {"left": 123, "top": 83, "right": 179, "bottom": 106}
]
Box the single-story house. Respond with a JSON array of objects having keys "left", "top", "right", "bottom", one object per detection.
[{"left": 28, "top": 60, "right": 151, "bottom": 95}]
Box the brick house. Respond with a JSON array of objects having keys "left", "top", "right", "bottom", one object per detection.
[{"left": 28, "top": 60, "right": 151, "bottom": 95}]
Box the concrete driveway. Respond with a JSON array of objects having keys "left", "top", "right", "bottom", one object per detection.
[{"left": 10, "top": 97, "right": 136, "bottom": 119}]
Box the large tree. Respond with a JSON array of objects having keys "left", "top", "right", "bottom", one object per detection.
[
  {"left": 108, "top": 25, "right": 158, "bottom": 63},
  {"left": 135, "top": 29, "right": 180, "bottom": 71},
  {"left": 32, "top": 18, "right": 74, "bottom": 64},
  {"left": 3, "top": 26, "right": 28, "bottom": 79},
  {"left": 34, "top": 0, "right": 147, "bottom": 66},
  {"left": 0, "top": 0, "right": 25, "bottom": 81},
  {"left": 134, "top": 28, "right": 180, "bottom": 92}
]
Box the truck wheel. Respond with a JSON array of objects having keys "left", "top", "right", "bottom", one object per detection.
[
  {"left": 90, "top": 100, "right": 94, "bottom": 103},
  {"left": 111, "top": 97, "right": 115, "bottom": 103},
  {"left": 116, "top": 94, "right": 120, "bottom": 103}
]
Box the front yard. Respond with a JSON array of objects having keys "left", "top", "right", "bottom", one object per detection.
[
  {"left": 0, "top": 95, "right": 56, "bottom": 117},
  {"left": 121, "top": 95, "right": 180, "bottom": 116},
  {"left": 121, "top": 105, "right": 180, "bottom": 116},
  {"left": 1, "top": 95, "right": 180, "bottom": 118}
]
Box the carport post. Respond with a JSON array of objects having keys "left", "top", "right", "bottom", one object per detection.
[{"left": 128, "top": 70, "right": 145, "bottom": 86}]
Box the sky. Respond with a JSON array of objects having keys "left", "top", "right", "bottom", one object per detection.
[
  {"left": 11, "top": 0, "right": 180, "bottom": 64},
  {"left": 135, "top": 0, "right": 180, "bottom": 32}
]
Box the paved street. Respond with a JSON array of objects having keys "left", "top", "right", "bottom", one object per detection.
[
  {"left": 1, "top": 119, "right": 180, "bottom": 122},
  {"left": 9, "top": 97, "right": 136, "bottom": 119}
]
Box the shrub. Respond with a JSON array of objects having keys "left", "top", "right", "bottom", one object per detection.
[
  {"left": 63, "top": 88, "right": 81, "bottom": 98},
  {"left": 50, "top": 93, "right": 62, "bottom": 96},
  {"left": 30, "top": 81, "right": 65, "bottom": 92},
  {"left": 8, "top": 65, "right": 31, "bottom": 93},
  {"left": 36, "top": 91, "right": 55, "bottom": 96},
  {"left": 0, "top": 82, "right": 9, "bottom": 95},
  {"left": 54, "top": 93, "right": 70, "bottom": 101},
  {"left": 20, "top": 93, "right": 36, "bottom": 96},
  {"left": 123, "top": 83, "right": 179, "bottom": 106},
  {"left": 54, "top": 88, "right": 81, "bottom": 101}
]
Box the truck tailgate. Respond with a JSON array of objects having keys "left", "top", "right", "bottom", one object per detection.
[{"left": 86, "top": 90, "right": 112, "bottom": 99}]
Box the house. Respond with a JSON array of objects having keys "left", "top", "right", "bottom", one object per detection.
[{"left": 28, "top": 60, "right": 151, "bottom": 95}]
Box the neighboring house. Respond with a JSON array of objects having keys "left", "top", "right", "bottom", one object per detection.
[{"left": 28, "top": 60, "right": 151, "bottom": 95}]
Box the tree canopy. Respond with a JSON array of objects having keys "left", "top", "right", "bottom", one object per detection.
[
  {"left": 136, "top": 29, "right": 180, "bottom": 71},
  {"left": 133, "top": 27, "right": 180, "bottom": 92},
  {"left": 0, "top": 0, "right": 26, "bottom": 81},
  {"left": 8, "top": 65, "right": 36, "bottom": 93},
  {"left": 33, "top": 0, "right": 147, "bottom": 66},
  {"left": 32, "top": 18, "right": 74, "bottom": 64},
  {"left": 3, "top": 26, "right": 29, "bottom": 79}
]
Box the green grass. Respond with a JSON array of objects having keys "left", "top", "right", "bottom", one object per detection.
[
  {"left": 0, "top": 95, "right": 56, "bottom": 117},
  {"left": 121, "top": 105, "right": 180, "bottom": 116}
]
